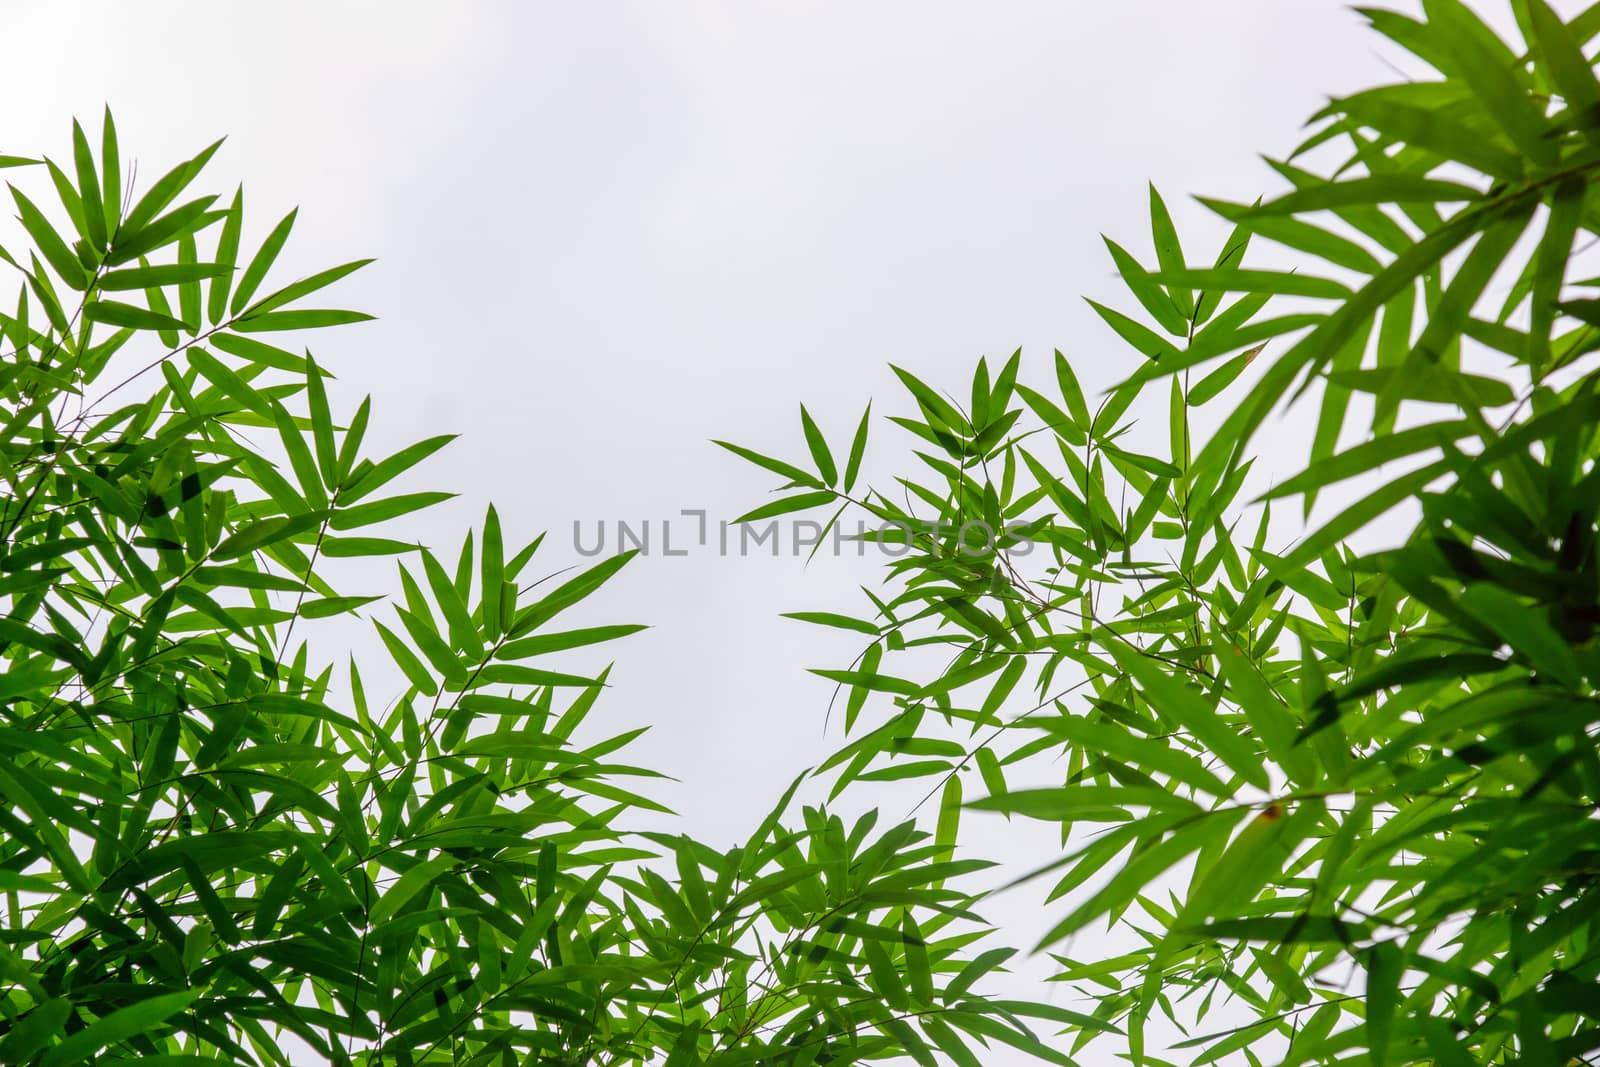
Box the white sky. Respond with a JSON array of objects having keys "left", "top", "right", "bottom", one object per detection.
[{"left": 2, "top": 2, "right": 1465, "bottom": 1062}]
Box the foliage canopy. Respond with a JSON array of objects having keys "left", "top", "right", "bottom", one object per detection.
[
  {"left": 0, "top": 117, "right": 1055, "bottom": 1065},
  {"left": 9, "top": 1, "right": 1600, "bottom": 1066},
  {"left": 730, "top": 1, "right": 1600, "bottom": 1064}
]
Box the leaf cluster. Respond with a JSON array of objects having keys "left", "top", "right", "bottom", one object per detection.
[
  {"left": 729, "top": 3, "right": 1600, "bottom": 1063},
  {"left": 0, "top": 116, "right": 1044, "bottom": 1065}
]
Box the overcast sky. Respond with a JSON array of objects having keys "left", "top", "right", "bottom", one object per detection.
[{"left": 4, "top": 2, "right": 1448, "bottom": 1061}]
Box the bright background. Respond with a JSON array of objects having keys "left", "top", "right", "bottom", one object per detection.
[{"left": 1, "top": 2, "right": 1442, "bottom": 1060}]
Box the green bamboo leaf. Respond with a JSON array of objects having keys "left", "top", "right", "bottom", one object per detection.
[
  {"left": 1214, "top": 644, "right": 1317, "bottom": 785},
  {"left": 0, "top": 999, "right": 71, "bottom": 1064},
  {"left": 71, "top": 119, "right": 107, "bottom": 251},
  {"left": 43, "top": 162, "right": 90, "bottom": 256},
  {"left": 1261, "top": 418, "right": 1472, "bottom": 501},
  {"left": 375, "top": 620, "right": 439, "bottom": 696},
  {"left": 1190, "top": 194, "right": 1516, "bottom": 481},
  {"left": 1108, "top": 643, "right": 1270, "bottom": 791},
  {"left": 1239, "top": 174, "right": 1480, "bottom": 216},
  {"left": 343, "top": 434, "right": 456, "bottom": 503},
  {"left": 1528, "top": 0, "right": 1600, "bottom": 123},
  {"left": 1458, "top": 583, "right": 1581, "bottom": 687},
  {"left": 1530, "top": 175, "right": 1584, "bottom": 370},
  {"left": 1202, "top": 200, "right": 1385, "bottom": 274},
  {"left": 934, "top": 774, "right": 963, "bottom": 859},
  {"left": 733, "top": 490, "right": 836, "bottom": 523},
  {"left": 120, "top": 138, "right": 222, "bottom": 235},
  {"left": 1149, "top": 183, "right": 1194, "bottom": 319},
  {"left": 141, "top": 269, "right": 183, "bottom": 345},
  {"left": 99, "top": 262, "right": 230, "bottom": 290},
  {"left": 1334, "top": 85, "right": 1524, "bottom": 179},
  {"left": 712, "top": 439, "right": 822, "bottom": 487},
  {"left": 367, "top": 855, "right": 455, "bottom": 927},
  {"left": 812, "top": 667, "right": 921, "bottom": 697},
  {"left": 396, "top": 603, "right": 466, "bottom": 684},
  {"left": 480, "top": 506, "right": 506, "bottom": 639},
  {"left": 0, "top": 617, "right": 92, "bottom": 673},
  {"left": 229, "top": 208, "right": 296, "bottom": 315},
  {"left": 1408, "top": 207, "right": 1533, "bottom": 365},
  {"left": 238, "top": 258, "right": 373, "bottom": 318},
  {"left": 1085, "top": 298, "right": 1181, "bottom": 362},
  {"left": 207, "top": 186, "right": 243, "bottom": 324},
  {"left": 272, "top": 401, "right": 326, "bottom": 508},
  {"left": 1190, "top": 915, "right": 1371, "bottom": 943},
  {"left": 798, "top": 404, "right": 837, "bottom": 486},
  {"left": 1365, "top": 940, "right": 1403, "bottom": 1067},
  {"left": 300, "top": 595, "right": 383, "bottom": 619},
  {"left": 892, "top": 363, "right": 968, "bottom": 431},
  {"left": 176, "top": 233, "right": 201, "bottom": 330},
  {"left": 9, "top": 186, "right": 88, "bottom": 290},
  {"left": 231, "top": 308, "right": 374, "bottom": 332},
  {"left": 781, "top": 611, "right": 879, "bottom": 635},
  {"left": 1036, "top": 816, "right": 1240, "bottom": 948},
  {"left": 1036, "top": 714, "right": 1232, "bottom": 798},
  {"left": 300, "top": 356, "right": 336, "bottom": 487},
  {"left": 1171, "top": 801, "right": 1319, "bottom": 934},
  {"left": 1425, "top": 0, "right": 1554, "bottom": 165},
  {"left": 212, "top": 511, "right": 327, "bottom": 560},
  {"left": 97, "top": 108, "right": 121, "bottom": 232},
  {"left": 106, "top": 197, "right": 222, "bottom": 265},
  {"left": 496, "top": 624, "right": 645, "bottom": 660},
  {"left": 1101, "top": 442, "right": 1181, "bottom": 479},
  {"left": 1333, "top": 365, "right": 1514, "bottom": 408},
  {"left": 901, "top": 912, "right": 934, "bottom": 1005},
  {"left": 1016, "top": 384, "right": 1085, "bottom": 446},
  {"left": 1148, "top": 267, "right": 1349, "bottom": 300},
  {"left": 1054, "top": 349, "right": 1091, "bottom": 426},
  {"left": 83, "top": 298, "right": 189, "bottom": 332},
  {"left": 39, "top": 991, "right": 201, "bottom": 1067},
  {"left": 474, "top": 664, "right": 597, "bottom": 688},
  {"left": 1104, "top": 236, "right": 1189, "bottom": 336},
  {"left": 187, "top": 346, "right": 273, "bottom": 416},
  {"left": 1188, "top": 344, "right": 1263, "bottom": 406},
  {"left": 1265, "top": 461, "right": 1449, "bottom": 592},
  {"left": 843, "top": 402, "right": 871, "bottom": 491},
  {"left": 863, "top": 940, "right": 910, "bottom": 1012},
  {"left": 510, "top": 550, "right": 638, "bottom": 636},
  {"left": 969, "top": 786, "right": 1197, "bottom": 821},
  {"left": 209, "top": 331, "right": 306, "bottom": 373}
]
